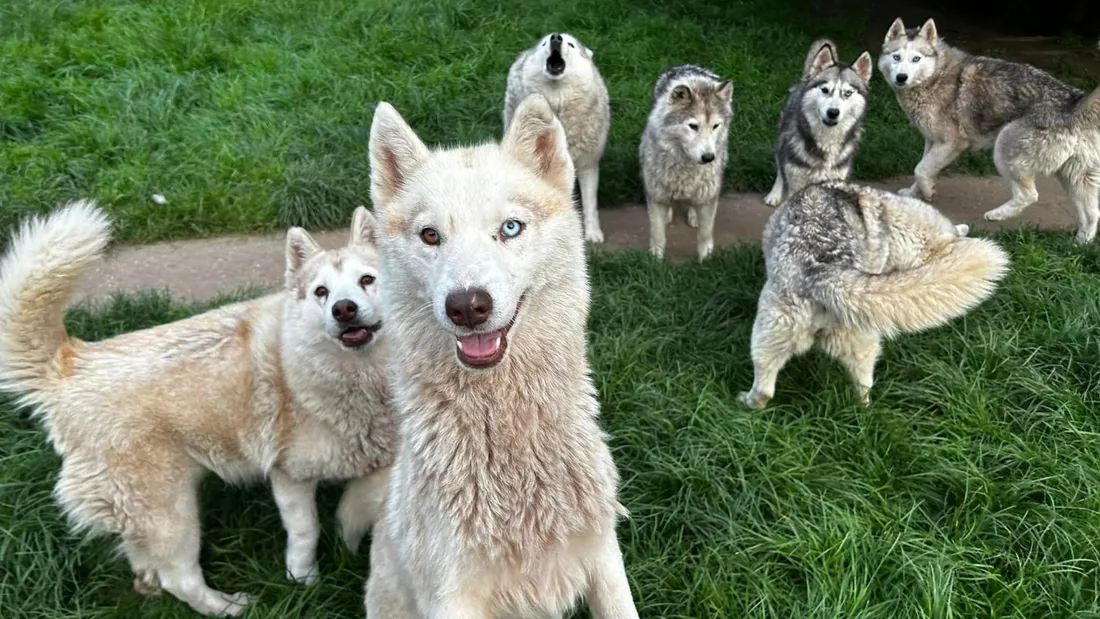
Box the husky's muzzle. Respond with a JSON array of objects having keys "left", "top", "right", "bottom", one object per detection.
[{"left": 546, "top": 33, "right": 565, "bottom": 77}]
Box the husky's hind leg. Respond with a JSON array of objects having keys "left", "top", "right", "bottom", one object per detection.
[
  {"left": 128, "top": 468, "right": 249, "bottom": 616},
  {"left": 738, "top": 285, "right": 814, "bottom": 409},
  {"left": 985, "top": 121, "right": 1046, "bottom": 222},
  {"left": 817, "top": 327, "right": 881, "bottom": 405},
  {"left": 1058, "top": 167, "right": 1100, "bottom": 244}
]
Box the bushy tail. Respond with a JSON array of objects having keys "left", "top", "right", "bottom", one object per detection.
[
  {"left": 0, "top": 201, "right": 111, "bottom": 396},
  {"left": 813, "top": 237, "right": 1010, "bottom": 338}
]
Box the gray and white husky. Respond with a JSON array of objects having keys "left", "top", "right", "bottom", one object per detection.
[
  {"left": 640, "top": 64, "right": 734, "bottom": 260},
  {"left": 505, "top": 32, "right": 611, "bottom": 244},
  {"left": 881, "top": 18, "right": 1100, "bottom": 243},
  {"left": 763, "top": 39, "right": 873, "bottom": 207},
  {"left": 739, "top": 182, "right": 1009, "bottom": 409}
]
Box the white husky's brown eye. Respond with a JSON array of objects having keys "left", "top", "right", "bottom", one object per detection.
[
  {"left": 420, "top": 228, "right": 440, "bottom": 246},
  {"left": 712, "top": 123, "right": 720, "bottom": 130},
  {"left": 688, "top": 122, "right": 699, "bottom": 131},
  {"left": 360, "top": 274, "right": 375, "bottom": 287},
  {"left": 314, "top": 286, "right": 328, "bottom": 298}
]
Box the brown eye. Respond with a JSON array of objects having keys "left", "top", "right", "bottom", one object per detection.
[
  {"left": 420, "top": 228, "right": 440, "bottom": 245},
  {"left": 360, "top": 274, "right": 375, "bottom": 287},
  {"left": 314, "top": 286, "right": 328, "bottom": 298}
]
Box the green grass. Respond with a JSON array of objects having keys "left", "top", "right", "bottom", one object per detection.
[
  {"left": 3, "top": 0, "right": 1094, "bottom": 244},
  {"left": 4, "top": 230, "right": 1100, "bottom": 617}
]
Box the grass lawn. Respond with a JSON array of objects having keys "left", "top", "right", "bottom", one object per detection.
[
  {"left": 3, "top": 231, "right": 1100, "bottom": 617},
  {"left": 2, "top": 0, "right": 1095, "bottom": 245}
]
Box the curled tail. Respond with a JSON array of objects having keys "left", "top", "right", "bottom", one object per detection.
[
  {"left": 814, "top": 237, "right": 1010, "bottom": 338},
  {"left": 0, "top": 200, "right": 111, "bottom": 397}
]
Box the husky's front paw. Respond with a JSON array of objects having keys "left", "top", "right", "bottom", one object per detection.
[
  {"left": 763, "top": 189, "right": 783, "bottom": 207},
  {"left": 897, "top": 185, "right": 920, "bottom": 198},
  {"left": 687, "top": 207, "right": 699, "bottom": 228},
  {"left": 983, "top": 204, "right": 1021, "bottom": 222},
  {"left": 205, "top": 592, "right": 250, "bottom": 617},
  {"left": 650, "top": 244, "right": 665, "bottom": 260},
  {"left": 287, "top": 563, "right": 320, "bottom": 586},
  {"left": 585, "top": 224, "right": 605, "bottom": 244},
  {"left": 737, "top": 390, "right": 769, "bottom": 410},
  {"left": 954, "top": 224, "right": 969, "bottom": 236}
]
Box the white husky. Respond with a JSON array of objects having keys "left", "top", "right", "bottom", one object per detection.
[
  {"left": 505, "top": 32, "right": 611, "bottom": 244},
  {"left": 0, "top": 204, "right": 394, "bottom": 616},
  {"left": 364, "top": 94, "right": 639, "bottom": 619}
]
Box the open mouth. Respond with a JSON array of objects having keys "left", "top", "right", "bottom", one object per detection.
[
  {"left": 340, "top": 322, "right": 381, "bottom": 348},
  {"left": 545, "top": 52, "right": 565, "bottom": 76},
  {"left": 454, "top": 297, "right": 524, "bottom": 369}
]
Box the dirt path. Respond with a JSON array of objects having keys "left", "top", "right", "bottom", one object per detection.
[{"left": 72, "top": 174, "right": 1078, "bottom": 303}]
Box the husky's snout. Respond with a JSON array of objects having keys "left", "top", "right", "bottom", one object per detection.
[
  {"left": 331, "top": 298, "right": 380, "bottom": 348},
  {"left": 445, "top": 288, "right": 493, "bottom": 327},
  {"left": 546, "top": 33, "right": 565, "bottom": 77},
  {"left": 823, "top": 107, "right": 840, "bottom": 126},
  {"left": 895, "top": 73, "right": 909, "bottom": 85}
]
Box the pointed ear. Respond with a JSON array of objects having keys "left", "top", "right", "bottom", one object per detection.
[
  {"left": 670, "top": 84, "right": 692, "bottom": 104},
  {"left": 285, "top": 227, "right": 321, "bottom": 281},
  {"left": 918, "top": 18, "right": 937, "bottom": 44},
  {"left": 369, "top": 102, "right": 431, "bottom": 208},
  {"left": 348, "top": 206, "right": 377, "bottom": 246},
  {"left": 807, "top": 41, "right": 838, "bottom": 77},
  {"left": 501, "top": 95, "right": 575, "bottom": 194},
  {"left": 885, "top": 17, "right": 907, "bottom": 43},
  {"left": 716, "top": 79, "right": 734, "bottom": 103},
  {"left": 852, "top": 51, "right": 874, "bottom": 83}
]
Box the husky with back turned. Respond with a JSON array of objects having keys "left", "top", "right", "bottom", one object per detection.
[
  {"left": 505, "top": 32, "right": 611, "bottom": 244},
  {"left": 738, "top": 182, "right": 1008, "bottom": 409},
  {"left": 763, "top": 39, "right": 874, "bottom": 206},
  {"left": 640, "top": 64, "right": 733, "bottom": 260},
  {"left": 880, "top": 17, "right": 1100, "bottom": 243}
]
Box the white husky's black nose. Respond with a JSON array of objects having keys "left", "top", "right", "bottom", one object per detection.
[
  {"left": 895, "top": 73, "right": 908, "bottom": 85},
  {"left": 332, "top": 299, "right": 359, "bottom": 323},
  {"left": 826, "top": 108, "right": 840, "bottom": 120},
  {"left": 700, "top": 153, "right": 716, "bottom": 164}
]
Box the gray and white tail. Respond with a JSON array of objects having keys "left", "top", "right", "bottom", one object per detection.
[
  {"left": 814, "top": 237, "right": 1010, "bottom": 338},
  {"left": 0, "top": 201, "right": 111, "bottom": 396}
]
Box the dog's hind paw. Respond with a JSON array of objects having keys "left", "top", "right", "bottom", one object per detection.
[
  {"left": 287, "top": 563, "right": 320, "bottom": 586},
  {"left": 208, "top": 592, "right": 250, "bottom": 617},
  {"left": 688, "top": 207, "right": 699, "bottom": 228}
]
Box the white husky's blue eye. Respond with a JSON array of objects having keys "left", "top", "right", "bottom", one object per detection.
[
  {"left": 911, "top": 56, "right": 921, "bottom": 63},
  {"left": 893, "top": 54, "right": 901, "bottom": 61},
  {"left": 500, "top": 219, "right": 524, "bottom": 239}
]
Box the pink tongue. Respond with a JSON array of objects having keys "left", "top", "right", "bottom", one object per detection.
[{"left": 457, "top": 331, "right": 502, "bottom": 358}]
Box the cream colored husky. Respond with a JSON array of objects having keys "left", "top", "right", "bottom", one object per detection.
[
  {"left": 363, "top": 94, "right": 639, "bottom": 619},
  {"left": 0, "top": 204, "right": 395, "bottom": 616}
]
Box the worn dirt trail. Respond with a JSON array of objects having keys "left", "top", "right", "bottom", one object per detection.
[{"left": 72, "top": 175, "right": 1078, "bottom": 303}]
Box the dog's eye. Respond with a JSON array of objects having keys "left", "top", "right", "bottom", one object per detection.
[
  {"left": 359, "top": 274, "right": 375, "bottom": 287},
  {"left": 820, "top": 87, "right": 830, "bottom": 94},
  {"left": 568, "top": 42, "right": 575, "bottom": 48},
  {"left": 712, "top": 123, "right": 720, "bottom": 130},
  {"left": 842, "top": 90, "right": 853, "bottom": 99},
  {"left": 911, "top": 56, "right": 920, "bottom": 63},
  {"left": 893, "top": 54, "right": 901, "bottom": 61},
  {"left": 500, "top": 219, "right": 524, "bottom": 239},
  {"left": 314, "top": 286, "right": 328, "bottom": 298},
  {"left": 688, "top": 122, "right": 699, "bottom": 131},
  {"left": 420, "top": 228, "right": 440, "bottom": 246}
]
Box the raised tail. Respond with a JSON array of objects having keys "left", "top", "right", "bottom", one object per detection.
[
  {"left": 814, "top": 237, "right": 1010, "bottom": 338},
  {"left": 0, "top": 200, "right": 111, "bottom": 396}
]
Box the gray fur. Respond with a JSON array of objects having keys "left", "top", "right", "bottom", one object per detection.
[
  {"left": 640, "top": 64, "right": 734, "bottom": 260},
  {"left": 739, "top": 182, "right": 1009, "bottom": 409},
  {"left": 880, "top": 17, "right": 1100, "bottom": 243},
  {"left": 764, "top": 40, "right": 874, "bottom": 207},
  {"left": 504, "top": 32, "right": 611, "bottom": 243}
]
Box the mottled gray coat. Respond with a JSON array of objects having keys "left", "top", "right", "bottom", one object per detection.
[
  {"left": 880, "top": 18, "right": 1100, "bottom": 243},
  {"left": 640, "top": 64, "right": 733, "bottom": 260}
]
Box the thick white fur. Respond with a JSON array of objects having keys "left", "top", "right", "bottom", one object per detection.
[
  {"left": 0, "top": 202, "right": 395, "bottom": 616},
  {"left": 365, "top": 95, "right": 639, "bottom": 619}
]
